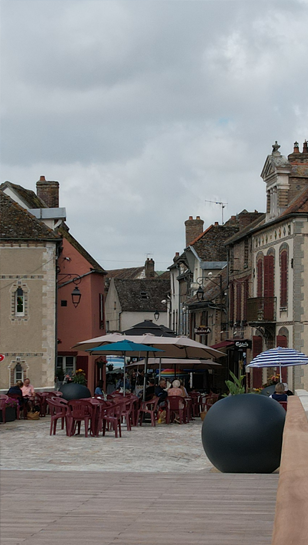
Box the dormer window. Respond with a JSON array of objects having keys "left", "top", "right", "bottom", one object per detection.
[{"left": 16, "top": 287, "right": 24, "bottom": 315}]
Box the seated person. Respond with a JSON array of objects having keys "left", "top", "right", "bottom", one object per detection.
[
  {"left": 94, "top": 379, "right": 105, "bottom": 397},
  {"left": 21, "top": 378, "right": 35, "bottom": 398},
  {"left": 116, "top": 374, "right": 131, "bottom": 391},
  {"left": 283, "top": 383, "right": 294, "bottom": 396},
  {"left": 168, "top": 379, "right": 185, "bottom": 397},
  {"left": 167, "top": 379, "right": 185, "bottom": 423},
  {"left": 144, "top": 379, "right": 156, "bottom": 401},
  {"left": 7, "top": 380, "right": 24, "bottom": 407},
  {"left": 180, "top": 379, "right": 188, "bottom": 397},
  {"left": 155, "top": 379, "right": 168, "bottom": 406},
  {"left": 271, "top": 382, "right": 288, "bottom": 402}
]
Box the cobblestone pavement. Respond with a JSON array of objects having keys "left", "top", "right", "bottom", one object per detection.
[{"left": 0, "top": 416, "right": 213, "bottom": 473}]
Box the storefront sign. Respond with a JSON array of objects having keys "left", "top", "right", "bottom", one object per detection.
[
  {"left": 235, "top": 340, "right": 252, "bottom": 349},
  {"left": 195, "top": 326, "right": 211, "bottom": 335}
]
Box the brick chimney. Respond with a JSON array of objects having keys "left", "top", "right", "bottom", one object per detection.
[
  {"left": 36, "top": 175, "right": 59, "bottom": 208},
  {"left": 185, "top": 216, "right": 204, "bottom": 246},
  {"left": 145, "top": 258, "right": 155, "bottom": 278}
]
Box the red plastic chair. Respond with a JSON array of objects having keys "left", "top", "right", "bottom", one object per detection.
[
  {"left": 101, "top": 402, "right": 122, "bottom": 438},
  {"left": 47, "top": 398, "right": 70, "bottom": 435},
  {"left": 67, "top": 399, "right": 93, "bottom": 437},
  {"left": 189, "top": 392, "right": 201, "bottom": 417},
  {"left": 184, "top": 397, "right": 193, "bottom": 422},
  {"left": 278, "top": 400, "right": 288, "bottom": 411},
  {"left": 35, "top": 393, "right": 49, "bottom": 417},
  {"left": 166, "top": 396, "right": 186, "bottom": 424},
  {"left": 137, "top": 397, "right": 159, "bottom": 427}
]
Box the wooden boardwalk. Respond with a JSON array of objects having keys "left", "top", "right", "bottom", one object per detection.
[{"left": 0, "top": 470, "right": 278, "bottom": 545}]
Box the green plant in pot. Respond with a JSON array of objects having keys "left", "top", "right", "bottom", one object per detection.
[{"left": 223, "top": 370, "right": 245, "bottom": 396}]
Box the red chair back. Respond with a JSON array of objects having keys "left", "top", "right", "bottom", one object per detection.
[{"left": 278, "top": 400, "right": 288, "bottom": 411}]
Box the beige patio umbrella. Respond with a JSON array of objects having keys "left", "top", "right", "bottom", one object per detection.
[{"left": 73, "top": 333, "right": 225, "bottom": 359}]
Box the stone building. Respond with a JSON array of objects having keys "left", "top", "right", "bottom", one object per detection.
[
  {"left": 0, "top": 191, "right": 61, "bottom": 390},
  {"left": 226, "top": 141, "right": 308, "bottom": 391}
]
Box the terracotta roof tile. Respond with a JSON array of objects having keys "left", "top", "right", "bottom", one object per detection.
[
  {"left": 114, "top": 278, "right": 170, "bottom": 312},
  {"left": 0, "top": 191, "right": 60, "bottom": 241}
]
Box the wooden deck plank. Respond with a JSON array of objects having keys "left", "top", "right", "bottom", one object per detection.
[{"left": 0, "top": 470, "right": 277, "bottom": 545}]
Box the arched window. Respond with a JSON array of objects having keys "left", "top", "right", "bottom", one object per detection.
[
  {"left": 280, "top": 250, "right": 288, "bottom": 308},
  {"left": 14, "top": 362, "right": 24, "bottom": 382},
  {"left": 16, "top": 287, "right": 24, "bottom": 315}
]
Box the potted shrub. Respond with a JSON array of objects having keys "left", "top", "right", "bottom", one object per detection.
[{"left": 0, "top": 397, "right": 18, "bottom": 422}]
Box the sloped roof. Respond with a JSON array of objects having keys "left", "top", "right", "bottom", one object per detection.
[
  {"left": 106, "top": 266, "right": 145, "bottom": 279},
  {"left": 57, "top": 224, "right": 106, "bottom": 274},
  {"left": 0, "top": 191, "right": 60, "bottom": 241},
  {"left": 224, "top": 214, "right": 265, "bottom": 245},
  {"left": 114, "top": 278, "right": 170, "bottom": 312},
  {"left": 190, "top": 224, "right": 240, "bottom": 261},
  {"left": 282, "top": 186, "right": 308, "bottom": 216},
  {"left": 0, "top": 181, "right": 47, "bottom": 209}
]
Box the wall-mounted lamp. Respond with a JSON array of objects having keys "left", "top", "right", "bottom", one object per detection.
[
  {"left": 154, "top": 310, "right": 160, "bottom": 321},
  {"left": 196, "top": 286, "right": 205, "bottom": 301},
  {"left": 71, "top": 286, "right": 82, "bottom": 308}
]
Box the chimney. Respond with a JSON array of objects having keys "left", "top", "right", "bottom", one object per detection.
[
  {"left": 36, "top": 175, "right": 59, "bottom": 208},
  {"left": 173, "top": 252, "right": 180, "bottom": 262},
  {"left": 293, "top": 142, "right": 299, "bottom": 153},
  {"left": 214, "top": 221, "right": 219, "bottom": 226},
  {"left": 145, "top": 258, "right": 155, "bottom": 278},
  {"left": 185, "top": 216, "right": 204, "bottom": 246},
  {"left": 303, "top": 140, "right": 308, "bottom": 154}
]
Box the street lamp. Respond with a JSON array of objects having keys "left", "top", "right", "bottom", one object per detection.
[
  {"left": 71, "top": 286, "right": 82, "bottom": 308},
  {"left": 57, "top": 272, "right": 82, "bottom": 309},
  {"left": 196, "top": 286, "right": 205, "bottom": 301},
  {"left": 154, "top": 310, "right": 160, "bottom": 321}
]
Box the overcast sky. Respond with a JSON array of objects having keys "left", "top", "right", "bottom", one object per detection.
[{"left": 1, "top": 0, "right": 308, "bottom": 271}]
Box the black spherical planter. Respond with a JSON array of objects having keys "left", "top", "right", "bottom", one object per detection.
[
  {"left": 202, "top": 394, "right": 285, "bottom": 473},
  {"left": 59, "top": 383, "right": 91, "bottom": 401}
]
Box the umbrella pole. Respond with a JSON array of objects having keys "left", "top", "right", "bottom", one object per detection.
[
  {"left": 159, "top": 358, "right": 161, "bottom": 381},
  {"left": 143, "top": 354, "right": 148, "bottom": 402},
  {"left": 123, "top": 352, "right": 126, "bottom": 397}
]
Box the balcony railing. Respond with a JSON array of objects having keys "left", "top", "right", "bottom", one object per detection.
[{"left": 247, "top": 297, "right": 277, "bottom": 322}]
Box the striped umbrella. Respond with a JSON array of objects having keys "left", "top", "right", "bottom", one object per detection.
[{"left": 247, "top": 346, "right": 308, "bottom": 378}]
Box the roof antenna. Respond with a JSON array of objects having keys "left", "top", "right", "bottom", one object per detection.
[{"left": 204, "top": 200, "right": 228, "bottom": 224}]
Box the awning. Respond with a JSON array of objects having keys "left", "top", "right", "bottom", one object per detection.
[{"left": 210, "top": 341, "right": 235, "bottom": 349}]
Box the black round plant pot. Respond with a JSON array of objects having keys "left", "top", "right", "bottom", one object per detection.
[
  {"left": 59, "top": 383, "right": 91, "bottom": 401},
  {"left": 202, "top": 393, "right": 285, "bottom": 473}
]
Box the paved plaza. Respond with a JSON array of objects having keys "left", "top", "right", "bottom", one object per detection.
[{"left": 0, "top": 416, "right": 278, "bottom": 544}]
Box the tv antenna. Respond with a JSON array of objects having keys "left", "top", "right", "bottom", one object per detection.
[{"left": 204, "top": 200, "right": 228, "bottom": 224}]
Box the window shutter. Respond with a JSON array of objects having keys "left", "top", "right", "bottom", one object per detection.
[
  {"left": 253, "top": 335, "right": 263, "bottom": 358},
  {"left": 280, "top": 251, "right": 288, "bottom": 308},
  {"left": 276, "top": 335, "right": 288, "bottom": 348},
  {"left": 252, "top": 336, "right": 263, "bottom": 388},
  {"left": 236, "top": 283, "right": 242, "bottom": 323},
  {"left": 229, "top": 282, "right": 234, "bottom": 324},
  {"left": 264, "top": 255, "right": 274, "bottom": 297},
  {"left": 257, "top": 259, "right": 263, "bottom": 297}
]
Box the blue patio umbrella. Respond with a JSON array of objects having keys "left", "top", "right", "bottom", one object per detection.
[
  {"left": 247, "top": 346, "right": 308, "bottom": 382},
  {"left": 87, "top": 339, "right": 164, "bottom": 396}
]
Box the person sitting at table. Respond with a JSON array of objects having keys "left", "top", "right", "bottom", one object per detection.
[
  {"left": 21, "top": 378, "right": 35, "bottom": 397},
  {"left": 7, "top": 380, "right": 25, "bottom": 408},
  {"left": 283, "top": 383, "right": 294, "bottom": 396},
  {"left": 271, "top": 382, "right": 288, "bottom": 402},
  {"left": 155, "top": 379, "right": 168, "bottom": 406},
  {"left": 167, "top": 379, "right": 185, "bottom": 423},
  {"left": 179, "top": 379, "right": 188, "bottom": 397},
  {"left": 168, "top": 379, "right": 185, "bottom": 398},
  {"left": 94, "top": 379, "right": 105, "bottom": 397},
  {"left": 143, "top": 378, "right": 156, "bottom": 401}
]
